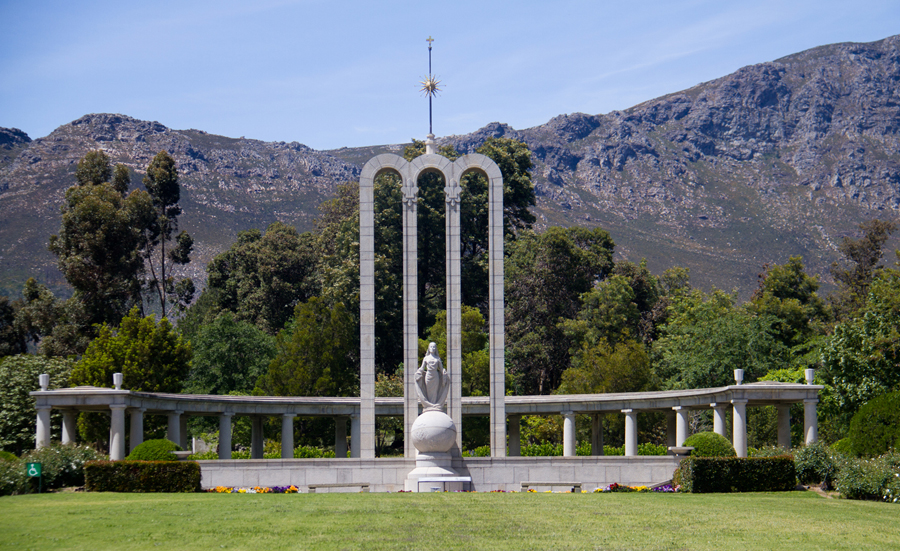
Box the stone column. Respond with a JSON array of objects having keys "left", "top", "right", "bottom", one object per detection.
[
  {"left": 350, "top": 414, "right": 361, "bottom": 459},
  {"left": 129, "top": 408, "right": 145, "bottom": 452},
  {"left": 591, "top": 414, "right": 604, "bottom": 456},
  {"left": 804, "top": 399, "right": 818, "bottom": 445},
  {"left": 486, "top": 160, "right": 506, "bottom": 458},
  {"left": 562, "top": 412, "right": 576, "bottom": 457},
  {"left": 281, "top": 414, "right": 295, "bottom": 459},
  {"left": 508, "top": 415, "right": 521, "bottom": 456},
  {"left": 179, "top": 414, "right": 188, "bottom": 450},
  {"left": 622, "top": 409, "right": 637, "bottom": 456},
  {"left": 219, "top": 413, "right": 233, "bottom": 460},
  {"left": 673, "top": 406, "right": 689, "bottom": 447},
  {"left": 732, "top": 399, "right": 748, "bottom": 458},
  {"left": 666, "top": 410, "right": 677, "bottom": 448},
  {"left": 401, "top": 177, "right": 419, "bottom": 459},
  {"left": 251, "top": 416, "right": 265, "bottom": 459},
  {"left": 167, "top": 410, "right": 182, "bottom": 446},
  {"left": 711, "top": 403, "right": 728, "bottom": 437},
  {"left": 62, "top": 411, "right": 78, "bottom": 445},
  {"left": 358, "top": 160, "right": 378, "bottom": 460},
  {"left": 776, "top": 404, "right": 791, "bottom": 450},
  {"left": 334, "top": 416, "right": 348, "bottom": 458},
  {"left": 445, "top": 176, "right": 463, "bottom": 453},
  {"left": 109, "top": 405, "right": 127, "bottom": 460},
  {"left": 35, "top": 405, "right": 52, "bottom": 449}
]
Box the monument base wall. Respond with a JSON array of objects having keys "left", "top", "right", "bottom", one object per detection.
[{"left": 197, "top": 456, "right": 679, "bottom": 492}]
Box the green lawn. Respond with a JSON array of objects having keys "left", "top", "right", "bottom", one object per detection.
[{"left": 0, "top": 491, "right": 896, "bottom": 550}]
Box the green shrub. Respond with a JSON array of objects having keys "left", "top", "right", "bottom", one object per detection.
[
  {"left": 0, "top": 450, "right": 18, "bottom": 463},
  {"left": 0, "top": 459, "right": 27, "bottom": 496},
  {"left": 21, "top": 443, "right": 104, "bottom": 489},
  {"left": 126, "top": 439, "right": 182, "bottom": 461},
  {"left": 849, "top": 391, "right": 900, "bottom": 457},
  {"left": 831, "top": 438, "right": 855, "bottom": 457},
  {"left": 84, "top": 460, "right": 201, "bottom": 492},
  {"left": 794, "top": 441, "right": 838, "bottom": 488},
  {"left": 188, "top": 450, "right": 219, "bottom": 460},
  {"left": 678, "top": 456, "right": 795, "bottom": 493},
  {"left": 750, "top": 446, "right": 790, "bottom": 458},
  {"left": 462, "top": 446, "right": 491, "bottom": 458},
  {"left": 834, "top": 455, "right": 898, "bottom": 501},
  {"left": 294, "top": 445, "right": 336, "bottom": 459},
  {"left": 683, "top": 432, "right": 736, "bottom": 457}
]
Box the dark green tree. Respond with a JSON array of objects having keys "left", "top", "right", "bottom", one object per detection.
[
  {"left": 49, "top": 151, "right": 153, "bottom": 326},
  {"left": 14, "top": 278, "right": 92, "bottom": 356},
  {"left": 556, "top": 339, "right": 653, "bottom": 395},
  {"left": 748, "top": 256, "right": 829, "bottom": 349},
  {"left": 505, "top": 226, "right": 615, "bottom": 394},
  {"left": 830, "top": 218, "right": 898, "bottom": 319},
  {"left": 69, "top": 306, "right": 191, "bottom": 393},
  {"left": 256, "top": 298, "right": 358, "bottom": 397},
  {"left": 205, "top": 222, "right": 320, "bottom": 334},
  {"left": 652, "top": 289, "right": 788, "bottom": 389},
  {"left": 0, "top": 296, "right": 25, "bottom": 357},
  {"left": 821, "top": 259, "right": 900, "bottom": 431},
  {"left": 183, "top": 312, "right": 276, "bottom": 395},
  {"left": 141, "top": 151, "right": 194, "bottom": 317}
]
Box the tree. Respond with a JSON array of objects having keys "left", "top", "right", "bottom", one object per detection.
[
  {"left": 830, "top": 219, "right": 898, "bottom": 319},
  {"left": 49, "top": 151, "right": 152, "bottom": 326},
  {"left": 420, "top": 306, "right": 491, "bottom": 396},
  {"left": 748, "top": 256, "right": 830, "bottom": 349},
  {"left": 820, "top": 261, "right": 900, "bottom": 431},
  {"left": 69, "top": 306, "right": 191, "bottom": 393},
  {"left": 14, "top": 278, "right": 91, "bottom": 356},
  {"left": 205, "top": 222, "right": 320, "bottom": 334},
  {"left": 561, "top": 274, "right": 641, "bottom": 349},
  {"left": 0, "top": 296, "right": 25, "bottom": 357},
  {"left": 0, "top": 355, "right": 73, "bottom": 455},
  {"left": 505, "top": 226, "right": 614, "bottom": 394},
  {"left": 652, "top": 289, "right": 788, "bottom": 389},
  {"left": 141, "top": 151, "right": 194, "bottom": 317},
  {"left": 256, "top": 298, "right": 357, "bottom": 397},
  {"left": 557, "top": 339, "right": 653, "bottom": 395},
  {"left": 183, "top": 312, "right": 276, "bottom": 395}
]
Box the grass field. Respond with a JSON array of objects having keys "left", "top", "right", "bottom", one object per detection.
[{"left": 0, "top": 491, "right": 896, "bottom": 550}]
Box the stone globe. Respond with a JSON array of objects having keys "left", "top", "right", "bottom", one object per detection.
[{"left": 411, "top": 410, "right": 457, "bottom": 453}]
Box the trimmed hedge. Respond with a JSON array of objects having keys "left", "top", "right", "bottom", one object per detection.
[
  {"left": 84, "top": 460, "right": 201, "bottom": 492},
  {"left": 677, "top": 456, "right": 796, "bottom": 493}
]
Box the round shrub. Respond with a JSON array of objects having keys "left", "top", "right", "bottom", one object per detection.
[
  {"left": 126, "top": 439, "right": 182, "bottom": 461},
  {"left": 683, "top": 432, "right": 736, "bottom": 457},
  {"left": 849, "top": 391, "right": 900, "bottom": 457},
  {"left": 794, "top": 441, "right": 837, "bottom": 488}
]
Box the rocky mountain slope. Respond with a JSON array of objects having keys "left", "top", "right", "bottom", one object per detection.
[{"left": 3, "top": 35, "right": 900, "bottom": 299}]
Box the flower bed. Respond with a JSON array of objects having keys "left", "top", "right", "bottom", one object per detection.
[{"left": 210, "top": 485, "right": 299, "bottom": 493}]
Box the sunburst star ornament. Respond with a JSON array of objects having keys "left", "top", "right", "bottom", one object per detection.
[{"left": 419, "top": 74, "right": 442, "bottom": 97}]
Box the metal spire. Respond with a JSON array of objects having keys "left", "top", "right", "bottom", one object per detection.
[{"left": 419, "top": 36, "right": 441, "bottom": 138}]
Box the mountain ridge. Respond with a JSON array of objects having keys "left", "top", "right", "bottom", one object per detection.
[{"left": 3, "top": 35, "right": 900, "bottom": 299}]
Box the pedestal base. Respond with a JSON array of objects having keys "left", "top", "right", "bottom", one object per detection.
[{"left": 404, "top": 452, "right": 459, "bottom": 491}]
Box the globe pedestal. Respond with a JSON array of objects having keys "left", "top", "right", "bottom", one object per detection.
[{"left": 404, "top": 410, "right": 462, "bottom": 491}]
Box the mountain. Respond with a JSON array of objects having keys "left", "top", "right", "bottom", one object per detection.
[{"left": 3, "top": 35, "right": 900, "bottom": 300}]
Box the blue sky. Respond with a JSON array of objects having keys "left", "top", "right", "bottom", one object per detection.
[{"left": 1, "top": 0, "right": 897, "bottom": 150}]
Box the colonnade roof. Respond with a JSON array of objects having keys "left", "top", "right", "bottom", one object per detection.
[{"left": 33, "top": 382, "right": 820, "bottom": 418}]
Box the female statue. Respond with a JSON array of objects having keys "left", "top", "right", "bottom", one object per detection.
[{"left": 415, "top": 342, "right": 450, "bottom": 411}]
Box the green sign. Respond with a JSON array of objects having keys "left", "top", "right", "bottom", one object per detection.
[{"left": 26, "top": 462, "right": 41, "bottom": 477}]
